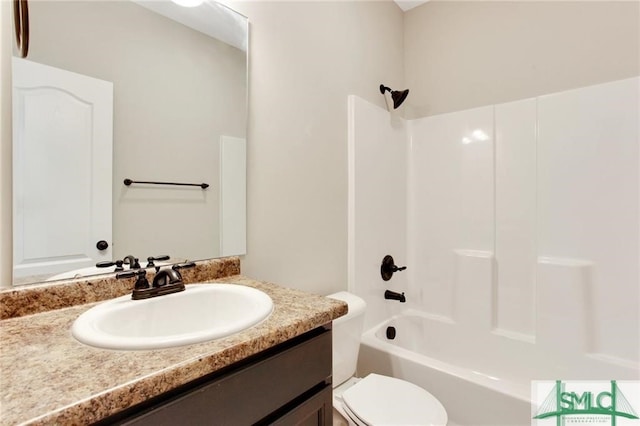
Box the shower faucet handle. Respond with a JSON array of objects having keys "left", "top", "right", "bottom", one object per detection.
[{"left": 380, "top": 255, "right": 407, "bottom": 281}]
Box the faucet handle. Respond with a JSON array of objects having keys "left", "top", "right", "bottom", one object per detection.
[
  {"left": 146, "top": 255, "right": 170, "bottom": 268},
  {"left": 380, "top": 255, "right": 407, "bottom": 281},
  {"left": 134, "top": 270, "right": 149, "bottom": 290},
  {"left": 172, "top": 262, "right": 196, "bottom": 270},
  {"left": 116, "top": 270, "right": 150, "bottom": 290},
  {"left": 116, "top": 270, "right": 136, "bottom": 279},
  {"left": 96, "top": 260, "right": 124, "bottom": 271},
  {"left": 169, "top": 263, "right": 196, "bottom": 281}
]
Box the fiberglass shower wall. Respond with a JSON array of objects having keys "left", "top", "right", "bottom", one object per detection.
[
  {"left": 348, "top": 76, "right": 640, "bottom": 374},
  {"left": 348, "top": 96, "right": 409, "bottom": 331}
]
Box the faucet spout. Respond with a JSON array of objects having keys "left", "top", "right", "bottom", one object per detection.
[
  {"left": 152, "top": 268, "right": 182, "bottom": 287},
  {"left": 384, "top": 290, "right": 406, "bottom": 303},
  {"left": 123, "top": 255, "right": 140, "bottom": 269}
]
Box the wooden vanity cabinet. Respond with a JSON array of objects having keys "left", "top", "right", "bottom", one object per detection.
[{"left": 101, "top": 325, "right": 333, "bottom": 426}]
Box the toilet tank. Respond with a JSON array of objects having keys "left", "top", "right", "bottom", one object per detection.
[{"left": 327, "top": 291, "right": 366, "bottom": 387}]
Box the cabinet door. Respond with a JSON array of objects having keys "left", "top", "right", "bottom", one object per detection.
[
  {"left": 269, "top": 385, "right": 332, "bottom": 426},
  {"left": 118, "top": 328, "right": 332, "bottom": 426}
]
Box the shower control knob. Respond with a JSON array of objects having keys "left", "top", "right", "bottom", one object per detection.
[{"left": 381, "top": 255, "right": 407, "bottom": 281}]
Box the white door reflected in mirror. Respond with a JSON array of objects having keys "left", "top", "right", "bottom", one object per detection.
[{"left": 12, "top": 58, "right": 113, "bottom": 281}]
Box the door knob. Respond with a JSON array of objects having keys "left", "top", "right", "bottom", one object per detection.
[{"left": 96, "top": 240, "right": 109, "bottom": 251}]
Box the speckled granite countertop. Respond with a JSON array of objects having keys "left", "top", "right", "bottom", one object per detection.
[{"left": 0, "top": 273, "right": 347, "bottom": 425}]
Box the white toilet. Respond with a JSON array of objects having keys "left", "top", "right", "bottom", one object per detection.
[{"left": 328, "top": 292, "right": 448, "bottom": 426}]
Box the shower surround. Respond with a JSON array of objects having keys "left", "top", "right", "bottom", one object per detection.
[{"left": 347, "top": 77, "right": 639, "bottom": 421}]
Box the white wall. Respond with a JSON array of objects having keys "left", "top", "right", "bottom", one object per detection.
[
  {"left": 348, "top": 96, "right": 407, "bottom": 330},
  {"left": 404, "top": 1, "right": 640, "bottom": 118},
  {"left": 232, "top": 1, "right": 404, "bottom": 294},
  {"left": 534, "top": 79, "right": 639, "bottom": 361},
  {"left": 411, "top": 77, "right": 639, "bottom": 361}
]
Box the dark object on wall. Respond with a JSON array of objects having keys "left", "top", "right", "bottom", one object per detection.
[
  {"left": 379, "top": 84, "right": 409, "bottom": 109},
  {"left": 13, "top": 0, "right": 29, "bottom": 58},
  {"left": 96, "top": 240, "right": 109, "bottom": 251},
  {"left": 380, "top": 255, "right": 406, "bottom": 281},
  {"left": 124, "top": 178, "right": 209, "bottom": 189},
  {"left": 384, "top": 289, "right": 406, "bottom": 303},
  {"left": 386, "top": 326, "right": 396, "bottom": 340}
]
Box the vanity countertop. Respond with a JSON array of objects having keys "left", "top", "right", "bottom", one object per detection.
[{"left": 0, "top": 276, "right": 347, "bottom": 425}]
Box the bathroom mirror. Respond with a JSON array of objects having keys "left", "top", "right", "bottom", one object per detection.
[{"left": 11, "top": 0, "right": 248, "bottom": 285}]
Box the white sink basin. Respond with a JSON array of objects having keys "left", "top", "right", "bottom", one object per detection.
[{"left": 72, "top": 283, "right": 273, "bottom": 350}]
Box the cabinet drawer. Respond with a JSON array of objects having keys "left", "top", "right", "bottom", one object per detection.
[{"left": 120, "top": 327, "right": 332, "bottom": 425}]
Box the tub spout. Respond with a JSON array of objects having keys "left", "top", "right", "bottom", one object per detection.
[{"left": 384, "top": 290, "right": 406, "bottom": 303}]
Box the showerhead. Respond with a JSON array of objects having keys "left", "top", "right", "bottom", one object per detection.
[{"left": 380, "top": 84, "right": 410, "bottom": 109}]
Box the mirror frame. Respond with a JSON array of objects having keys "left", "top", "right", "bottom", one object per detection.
[{"left": 13, "top": 0, "right": 29, "bottom": 58}]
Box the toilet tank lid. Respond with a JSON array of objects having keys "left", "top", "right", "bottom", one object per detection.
[{"left": 327, "top": 291, "right": 366, "bottom": 320}]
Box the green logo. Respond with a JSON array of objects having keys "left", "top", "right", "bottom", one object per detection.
[{"left": 533, "top": 380, "right": 639, "bottom": 426}]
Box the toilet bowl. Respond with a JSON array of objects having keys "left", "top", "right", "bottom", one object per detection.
[{"left": 328, "top": 292, "right": 447, "bottom": 426}]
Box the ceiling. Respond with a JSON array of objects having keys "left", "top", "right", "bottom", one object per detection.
[{"left": 133, "top": 0, "right": 248, "bottom": 51}]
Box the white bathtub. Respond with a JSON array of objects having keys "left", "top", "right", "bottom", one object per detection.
[
  {"left": 357, "top": 312, "right": 533, "bottom": 426},
  {"left": 357, "top": 310, "right": 640, "bottom": 425}
]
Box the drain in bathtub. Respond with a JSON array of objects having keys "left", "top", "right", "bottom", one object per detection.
[{"left": 386, "top": 326, "right": 396, "bottom": 340}]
